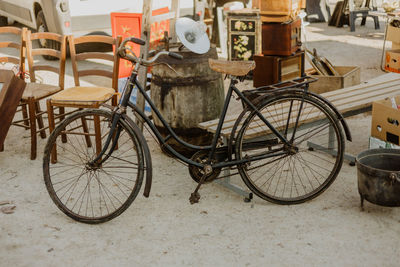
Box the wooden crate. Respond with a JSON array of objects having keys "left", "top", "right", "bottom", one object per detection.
[
  {"left": 227, "top": 9, "right": 261, "bottom": 61},
  {"left": 253, "top": 0, "right": 301, "bottom": 22},
  {"left": 307, "top": 66, "right": 360, "bottom": 94},
  {"left": 253, "top": 51, "right": 305, "bottom": 87}
]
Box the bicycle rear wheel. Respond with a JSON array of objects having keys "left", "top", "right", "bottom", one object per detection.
[
  {"left": 235, "top": 93, "right": 345, "bottom": 204},
  {"left": 43, "top": 109, "right": 145, "bottom": 223}
]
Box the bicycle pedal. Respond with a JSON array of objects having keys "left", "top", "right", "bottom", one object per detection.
[{"left": 189, "top": 192, "right": 200, "bottom": 204}]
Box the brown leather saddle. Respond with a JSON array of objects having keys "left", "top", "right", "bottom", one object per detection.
[{"left": 208, "top": 58, "right": 255, "bottom": 77}]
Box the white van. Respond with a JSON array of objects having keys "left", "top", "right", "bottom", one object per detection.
[{"left": 0, "top": 0, "right": 191, "bottom": 49}]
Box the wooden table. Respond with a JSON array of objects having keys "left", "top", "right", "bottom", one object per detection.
[{"left": 0, "top": 69, "right": 26, "bottom": 149}]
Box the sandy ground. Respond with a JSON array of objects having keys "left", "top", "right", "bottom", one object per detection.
[{"left": 1, "top": 19, "right": 400, "bottom": 266}]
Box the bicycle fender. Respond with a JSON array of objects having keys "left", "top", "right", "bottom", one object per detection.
[
  {"left": 305, "top": 91, "right": 352, "bottom": 142},
  {"left": 244, "top": 89, "right": 352, "bottom": 142},
  {"left": 122, "top": 114, "right": 153, "bottom": 198},
  {"left": 228, "top": 108, "right": 250, "bottom": 160},
  {"left": 283, "top": 89, "right": 352, "bottom": 142}
]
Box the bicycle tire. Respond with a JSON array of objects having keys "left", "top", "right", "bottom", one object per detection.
[
  {"left": 43, "top": 109, "right": 145, "bottom": 223},
  {"left": 235, "top": 93, "right": 345, "bottom": 204}
]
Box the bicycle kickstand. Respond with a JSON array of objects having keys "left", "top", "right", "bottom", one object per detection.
[{"left": 189, "top": 165, "right": 212, "bottom": 204}]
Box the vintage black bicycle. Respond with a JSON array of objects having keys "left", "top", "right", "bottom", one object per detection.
[{"left": 43, "top": 37, "right": 351, "bottom": 224}]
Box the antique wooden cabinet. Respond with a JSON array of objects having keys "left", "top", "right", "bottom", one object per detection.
[
  {"left": 253, "top": 51, "right": 305, "bottom": 87},
  {"left": 227, "top": 9, "right": 261, "bottom": 61},
  {"left": 262, "top": 18, "right": 302, "bottom": 56}
]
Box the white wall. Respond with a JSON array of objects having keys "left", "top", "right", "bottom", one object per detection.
[{"left": 69, "top": 0, "right": 193, "bottom": 16}]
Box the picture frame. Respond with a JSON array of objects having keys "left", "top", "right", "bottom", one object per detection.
[
  {"left": 110, "top": 12, "right": 143, "bottom": 78},
  {"left": 111, "top": 7, "right": 170, "bottom": 79}
]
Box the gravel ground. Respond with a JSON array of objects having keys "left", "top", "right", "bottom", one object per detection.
[{"left": 1, "top": 18, "right": 400, "bottom": 266}]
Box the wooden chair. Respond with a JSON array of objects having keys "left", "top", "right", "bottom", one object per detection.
[
  {"left": 0, "top": 26, "right": 26, "bottom": 73},
  {"left": 0, "top": 27, "right": 66, "bottom": 159},
  {"left": 0, "top": 26, "right": 26, "bottom": 152},
  {"left": 46, "top": 34, "right": 121, "bottom": 163},
  {"left": 16, "top": 30, "right": 67, "bottom": 160}
]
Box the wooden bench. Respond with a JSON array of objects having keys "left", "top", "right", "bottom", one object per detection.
[{"left": 198, "top": 72, "right": 400, "bottom": 200}]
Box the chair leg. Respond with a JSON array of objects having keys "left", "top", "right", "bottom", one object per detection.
[
  {"left": 112, "top": 94, "right": 118, "bottom": 107},
  {"left": 94, "top": 114, "right": 102, "bottom": 157},
  {"left": 373, "top": 16, "right": 380, "bottom": 30},
  {"left": 47, "top": 100, "right": 57, "bottom": 164},
  {"left": 81, "top": 117, "right": 93, "bottom": 148},
  {"left": 27, "top": 97, "right": 37, "bottom": 160},
  {"left": 111, "top": 95, "right": 119, "bottom": 151},
  {"left": 35, "top": 101, "right": 46, "bottom": 139},
  {"left": 349, "top": 12, "right": 356, "bottom": 32},
  {"left": 21, "top": 103, "right": 29, "bottom": 128},
  {"left": 59, "top": 107, "right": 67, "bottom": 143},
  {"left": 361, "top": 14, "right": 367, "bottom": 26}
]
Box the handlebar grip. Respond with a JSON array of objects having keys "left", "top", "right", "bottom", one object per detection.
[
  {"left": 118, "top": 37, "right": 146, "bottom": 61},
  {"left": 129, "top": 37, "right": 145, "bottom": 46},
  {"left": 168, "top": 52, "right": 183, "bottom": 60}
]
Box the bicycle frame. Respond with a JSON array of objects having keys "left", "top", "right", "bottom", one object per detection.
[{"left": 93, "top": 70, "right": 301, "bottom": 170}]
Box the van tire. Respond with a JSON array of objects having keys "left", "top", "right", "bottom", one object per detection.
[
  {"left": 36, "top": 10, "right": 60, "bottom": 60},
  {"left": 0, "top": 16, "right": 7, "bottom": 26}
]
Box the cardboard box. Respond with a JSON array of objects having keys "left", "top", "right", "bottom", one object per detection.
[
  {"left": 307, "top": 66, "right": 361, "bottom": 94},
  {"left": 369, "top": 136, "right": 400, "bottom": 149},
  {"left": 387, "top": 21, "right": 400, "bottom": 43},
  {"left": 393, "top": 42, "right": 400, "bottom": 50},
  {"left": 371, "top": 95, "right": 400, "bottom": 146},
  {"left": 385, "top": 50, "right": 400, "bottom": 73}
]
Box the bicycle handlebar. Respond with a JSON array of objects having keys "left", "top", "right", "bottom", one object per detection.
[{"left": 118, "top": 37, "right": 183, "bottom": 66}]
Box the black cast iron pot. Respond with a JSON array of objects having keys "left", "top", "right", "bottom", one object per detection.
[{"left": 356, "top": 148, "right": 400, "bottom": 208}]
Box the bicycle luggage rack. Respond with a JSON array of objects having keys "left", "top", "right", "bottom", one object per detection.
[{"left": 241, "top": 76, "right": 318, "bottom": 108}]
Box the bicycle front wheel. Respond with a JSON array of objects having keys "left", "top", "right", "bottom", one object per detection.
[
  {"left": 43, "top": 109, "right": 145, "bottom": 223},
  {"left": 235, "top": 93, "right": 345, "bottom": 204}
]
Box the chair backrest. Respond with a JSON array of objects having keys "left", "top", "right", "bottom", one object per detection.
[
  {"left": 25, "top": 30, "right": 67, "bottom": 89},
  {"left": 68, "top": 35, "right": 121, "bottom": 91},
  {"left": 0, "top": 26, "right": 26, "bottom": 76},
  {"left": 351, "top": 0, "right": 374, "bottom": 9}
]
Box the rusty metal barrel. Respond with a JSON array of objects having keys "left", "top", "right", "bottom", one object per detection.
[{"left": 150, "top": 47, "right": 224, "bottom": 156}]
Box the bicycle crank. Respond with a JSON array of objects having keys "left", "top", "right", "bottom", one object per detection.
[
  {"left": 189, "top": 164, "right": 213, "bottom": 204},
  {"left": 188, "top": 150, "right": 222, "bottom": 184}
]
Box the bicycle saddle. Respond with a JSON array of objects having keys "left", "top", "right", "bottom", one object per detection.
[{"left": 208, "top": 58, "right": 255, "bottom": 77}]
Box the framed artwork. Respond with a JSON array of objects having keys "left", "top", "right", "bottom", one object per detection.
[
  {"left": 150, "top": 7, "right": 170, "bottom": 51},
  {"left": 0, "top": 69, "right": 26, "bottom": 147},
  {"left": 227, "top": 10, "right": 261, "bottom": 61},
  {"left": 230, "top": 33, "right": 256, "bottom": 60},
  {"left": 110, "top": 12, "right": 142, "bottom": 78},
  {"left": 111, "top": 7, "right": 170, "bottom": 78}
]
